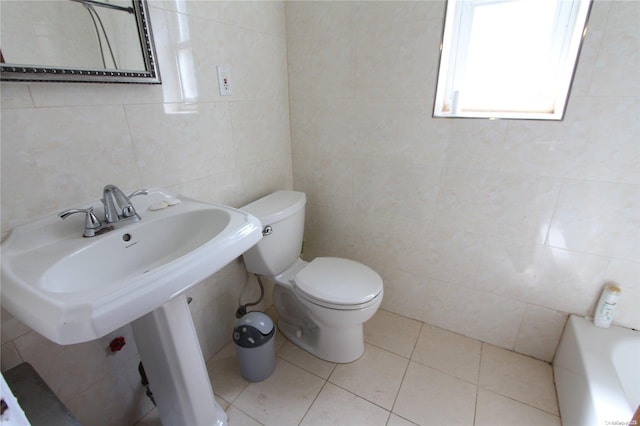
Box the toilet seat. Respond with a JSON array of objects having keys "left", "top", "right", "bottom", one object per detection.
[{"left": 294, "top": 257, "right": 383, "bottom": 309}]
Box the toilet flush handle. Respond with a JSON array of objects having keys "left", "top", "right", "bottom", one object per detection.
[{"left": 262, "top": 226, "right": 273, "bottom": 236}]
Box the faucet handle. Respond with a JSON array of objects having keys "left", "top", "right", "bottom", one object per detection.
[
  {"left": 122, "top": 188, "right": 149, "bottom": 218},
  {"left": 59, "top": 207, "right": 102, "bottom": 237},
  {"left": 128, "top": 188, "right": 149, "bottom": 199}
]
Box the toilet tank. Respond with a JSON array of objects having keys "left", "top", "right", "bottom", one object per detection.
[{"left": 241, "top": 191, "right": 306, "bottom": 276}]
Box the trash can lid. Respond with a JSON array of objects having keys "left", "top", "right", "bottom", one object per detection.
[{"left": 235, "top": 311, "right": 273, "bottom": 335}]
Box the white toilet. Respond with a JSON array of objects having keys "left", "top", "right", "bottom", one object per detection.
[{"left": 241, "top": 191, "right": 383, "bottom": 363}]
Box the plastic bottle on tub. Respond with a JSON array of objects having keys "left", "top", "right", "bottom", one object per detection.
[{"left": 593, "top": 283, "right": 621, "bottom": 328}]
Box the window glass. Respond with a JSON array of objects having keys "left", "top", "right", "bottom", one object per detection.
[{"left": 434, "top": 0, "right": 592, "bottom": 120}]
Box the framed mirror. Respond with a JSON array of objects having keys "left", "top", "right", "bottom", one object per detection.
[{"left": 1, "top": 0, "right": 161, "bottom": 84}]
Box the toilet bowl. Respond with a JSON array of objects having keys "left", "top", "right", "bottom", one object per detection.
[{"left": 241, "top": 191, "right": 383, "bottom": 363}]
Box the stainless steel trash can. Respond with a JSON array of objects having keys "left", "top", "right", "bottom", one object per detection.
[{"left": 233, "top": 311, "right": 276, "bottom": 382}]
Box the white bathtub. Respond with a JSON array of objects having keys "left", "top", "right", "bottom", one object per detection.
[{"left": 554, "top": 315, "right": 640, "bottom": 426}]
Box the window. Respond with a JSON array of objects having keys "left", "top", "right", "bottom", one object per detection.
[{"left": 434, "top": 0, "right": 592, "bottom": 120}]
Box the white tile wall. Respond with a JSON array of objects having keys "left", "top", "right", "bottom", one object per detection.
[
  {"left": 287, "top": 0, "right": 639, "bottom": 362},
  {"left": 0, "top": 2, "right": 291, "bottom": 424},
  {"left": 1, "top": 1, "right": 638, "bottom": 423}
]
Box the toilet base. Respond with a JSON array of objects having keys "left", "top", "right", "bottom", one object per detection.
[{"left": 277, "top": 318, "right": 365, "bottom": 363}]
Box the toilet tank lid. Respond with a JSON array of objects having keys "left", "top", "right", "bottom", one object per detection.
[{"left": 241, "top": 191, "right": 306, "bottom": 225}]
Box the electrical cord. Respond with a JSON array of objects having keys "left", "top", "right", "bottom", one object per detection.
[{"left": 236, "top": 274, "right": 265, "bottom": 318}]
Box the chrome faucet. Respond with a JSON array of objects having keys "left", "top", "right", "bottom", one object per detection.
[
  {"left": 59, "top": 185, "right": 148, "bottom": 237},
  {"left": 102, "top": 184, "right": 148, "bottom": 225}
]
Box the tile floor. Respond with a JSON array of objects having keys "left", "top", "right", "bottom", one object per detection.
[{"left": 137, "top": 309, "right": 561, "bottom": 426}]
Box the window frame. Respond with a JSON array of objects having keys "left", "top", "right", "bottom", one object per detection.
[{"left": 433, "top": 0, "right": 593, "bottom": 120}]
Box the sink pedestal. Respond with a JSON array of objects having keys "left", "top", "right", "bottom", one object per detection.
[{"left": 132, "top": 295, "right": 227, "bottom": 426}]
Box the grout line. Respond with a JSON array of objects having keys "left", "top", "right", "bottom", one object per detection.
[
  {"left": 472, "top": 381, "right": 480, "bottom": 426},
  {"left": 407, "top": 321, "right": 424, "bottom": 361},
  {"left": 228, "top": 404, "right": 264, "bottom": 426},
  {"left": 513, "top": 304, "right": 529, "bottom": 353},
  {"left": 481, "top": 389, "right": 562, "bottom": 418},
  {"left": 477, "top": 342, "right": 485, "bottom": 385},
  {"left": 476, "top": 343, "right": 560, "bottom": 417},
  {"left": 388, "top": 355, "right": 411, "bottom": 417},
  {"left": 327, "top": 381, "right": 392, "bottom": 415},
  {"left": 298, "top": 379, "right": 329, "bottom": 425}
]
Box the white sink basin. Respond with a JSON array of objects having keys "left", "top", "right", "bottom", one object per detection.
[{"left": 1, "top": 189, "right": 262, "bottom": 345}]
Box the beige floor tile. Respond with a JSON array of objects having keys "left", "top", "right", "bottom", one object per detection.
[
  {"left": 393, "top": 361, "right": 476, "bottom": 426},
  {"left": 233, "top": 359, "right": 325, "bottom": 426},
  {"left": 300, "top": 383, "right": 389, "bottom": 426},
  {"left": 277, "top": 340, "right": 336, "bottom": 379},
  {"left": 364, "top": 309, "right": 422, "bottom": 358},
  {"left": 226, "top": 406, "right": 263, "bottom": 426},
  {"left": 133, "top": 408, "right": 161, "bottom": 426},
  {"left": 475, "top": 389, "right": 561, "bottom": 426},
  {"left": 329, "top": 343, "right": 408, "bottom": 410},
  {"left": 137, "top": 314, "right": 563, "bottom": 425},
  {"left": 479, "top": 344, "right": 559, "bottom": 415},
  {"left": 411, "top": 323, "right": 481, "bottom": 383},
  {"left": 387, "top": 413, "right": 419, "bottom": 426},
  {"left": 206, "top": 342, "right": 250, "bottom": 404},
  {"left": 0, "top": 342, "right": 22, "bottom": 371}
]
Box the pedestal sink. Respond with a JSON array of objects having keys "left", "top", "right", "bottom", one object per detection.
[{"left": 1, "top": 189, "right": 263, "bottom": 425}]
